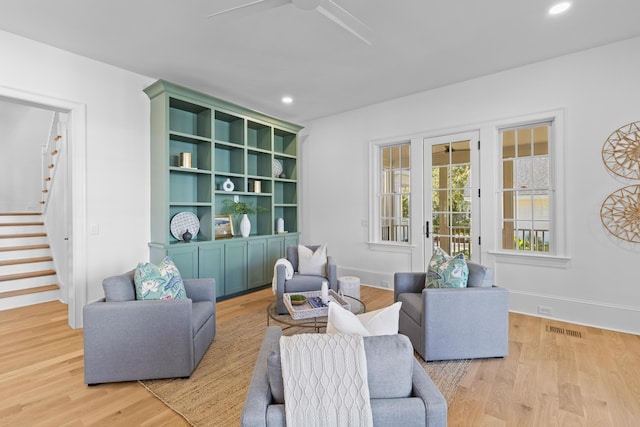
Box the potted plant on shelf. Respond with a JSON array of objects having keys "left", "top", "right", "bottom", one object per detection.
[{"left": 222, "top": 199, "right": 266, "bottom": 237}]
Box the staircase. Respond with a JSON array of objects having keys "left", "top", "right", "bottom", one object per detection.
[{"left": 0, "top": 212, "right": 60, "bottom": 311}]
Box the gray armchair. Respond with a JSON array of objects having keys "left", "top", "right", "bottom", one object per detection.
[
  {"left": 275, "top": 245, "right": 337, "bottom": 314},
  {"left": 394, "top": 261, "right": 509, "bottom": 361},
  {"left": 83, "top": 270, "right": 216, "bottom": 384},
  {"left": 241, "top": 326, "right": 447, "bottom": 427}
]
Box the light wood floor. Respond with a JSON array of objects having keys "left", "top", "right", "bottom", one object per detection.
[{"left": 0, "top": 287, "right": 638, "bottom": 426}]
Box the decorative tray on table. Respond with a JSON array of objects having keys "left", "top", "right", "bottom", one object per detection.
[{"left": 283, "top": 290, "right": 351, "bottom": 320}]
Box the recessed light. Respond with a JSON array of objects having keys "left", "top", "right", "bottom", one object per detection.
[
  {"left": 282, "top": 96, "right": 293, "bottom": 104},
  {"left": 549, "top": 2, "right": 571, "bottom": 15}
]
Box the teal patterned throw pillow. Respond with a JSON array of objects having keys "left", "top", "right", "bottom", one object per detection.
[
  {"left": 426, "top": 247, "right": 469, "bottom": 288},
  {"left": 134, "top": 256, "right": 186, "bottom": 300}
]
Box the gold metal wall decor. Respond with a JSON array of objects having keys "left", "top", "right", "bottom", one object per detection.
[
  {"left": 601, "top": 121, "right": 640, "bottom": 242},
  {"left": 602, "top": 121, "right": 640, "bottom": 179},
  {"left": 600, "top": 185, "right": 640, "bottom": 243}
]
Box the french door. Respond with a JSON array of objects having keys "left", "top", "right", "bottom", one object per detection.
[{"left": 422, "top": 131, "right": 480, "bottom": 266}]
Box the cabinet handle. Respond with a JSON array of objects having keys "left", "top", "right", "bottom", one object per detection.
[{"left": 425, "top": 221, "right": 429, "bottom": 238}]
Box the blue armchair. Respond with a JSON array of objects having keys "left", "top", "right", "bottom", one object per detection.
[
  {"left": 83, "top": 270, "right": 216, "bottom": 384},
  {"left": 394, "top": 261, "right": 509, "bottom": 361},
  {"left": 274, "top": 245, "right": 337, "bottom": 314}
]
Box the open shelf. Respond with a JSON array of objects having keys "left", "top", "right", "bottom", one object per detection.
[
  {"left": 215, "top": 111, "right": 244, "bottom": 145},
  {"left": 274, "top": 181, "right": 297, "bottom": 205},
  {"left": 169, "top": 133, "right": 212, "bottom": 170},
  {"left": 168, "top": 205, "right": 213, "bottom": 242},
  {"left": 274, "top": 128, "right": 296, "bottom": 156},
  {"left": 273, "top": 206, "right": 298, "bottom": 233},
  {"left": 215, "top": 143, "right": 244, "bottom": 174},
  {"left": 247, "top": 150, "right": 272, "bottom": 178},
  {"left": 248, "top": 121, "right": 272, "bottom": 150},
  {"left": 274, "top": 155, "right": 297, "bottom": 180},
  {"left": 214, "top": 174, "right": 243, "bottom": 193},
  {"left": 170, "top": 170, "right": 212, "bottom": 204},
  {"left": 169, "top": 98, "right": 211, "bottom": 138}
]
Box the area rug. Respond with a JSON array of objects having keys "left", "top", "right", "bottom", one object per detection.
[{"left": 140, "top": 309, "right": 470, "bottom": 426}]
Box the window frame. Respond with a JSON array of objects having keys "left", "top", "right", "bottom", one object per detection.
[
  {"left": 490, "top": 109, "right": 570, "bottom": 267},
  {"left": 368, "top": 137, "right": 419, "bottom": 252}
]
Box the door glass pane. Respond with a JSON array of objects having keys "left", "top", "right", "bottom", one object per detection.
[{"left": 431, "top": 140, "right": 471, "bottom": 258}]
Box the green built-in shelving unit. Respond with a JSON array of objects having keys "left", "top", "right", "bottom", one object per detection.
[{"left": 144, "top": 80, "right": 302, "bottom": 299}]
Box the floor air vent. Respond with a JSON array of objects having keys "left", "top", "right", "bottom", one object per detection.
[{"left": 546, "top": 325, "right": 582, "bottom": 338}]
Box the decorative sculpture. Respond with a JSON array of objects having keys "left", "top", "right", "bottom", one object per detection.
[{"left": 601, "top": 121, "right": 640, "bottom": 242}]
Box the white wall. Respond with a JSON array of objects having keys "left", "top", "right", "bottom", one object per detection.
[
  {"left": 0, "top": 101, "right": 52, "bottom": 212},
  {"left": 300, "top": 36, "right": 640, "bottom": 335},
  {"left": 0, "top": 30, "right": 155, "bottom": 304}
]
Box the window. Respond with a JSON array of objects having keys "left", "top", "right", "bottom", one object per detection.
[
  {"left": 499, "top": 122, "right": 552, "bottom": 253},
  {"left": 374, "top": 142, "right": 411, "bottom": 244}
]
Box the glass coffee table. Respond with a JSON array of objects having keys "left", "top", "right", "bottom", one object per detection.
[{"left": 267, "top": 294, "right": 366, "bottom": 333}]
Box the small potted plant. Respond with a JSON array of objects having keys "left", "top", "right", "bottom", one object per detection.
[{"left": 222, "top": 199, "right": 265, "bottom": 237}]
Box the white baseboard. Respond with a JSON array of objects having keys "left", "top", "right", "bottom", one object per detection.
[
  {"left": 337, "top": 266, "right": 395, "bottom": 290},
  {"left": 509, "top": 290, "right": 640, "bottom": 335},
  {"left": 337, "top": 266, "right": 639, "bottom": 335}
]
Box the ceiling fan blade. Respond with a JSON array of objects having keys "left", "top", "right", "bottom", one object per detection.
[
  {"left": 316, "top": 0, "right": 372, "bottom": 45},
  {"left": 208, "top": 0, "right": 292, "bottom": 21}
]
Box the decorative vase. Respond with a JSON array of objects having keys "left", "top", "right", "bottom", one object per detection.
[
  {"left": 277, "top": 217, "right": 284, "bottom": 233},
  {"left": 182, "top": 229, "right": 192, "bottom": 243},
  {"left": 222, "top": 178, "right": 234, "bottom": 192},
  {"left": 321, "top": 281, "right": 329, "bottom": 305},
  {"left": 240, "top": 214, "right": 251, "bottom": 237}
]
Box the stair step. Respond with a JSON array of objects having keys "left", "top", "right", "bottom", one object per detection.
[
  {"left": 0, "top": 248, "right": 52, "bottom": 262},
  {"left": 0, "top": 269, "right": 56, "bottom": 282},
  {"left": 0, "top": 222, "right": 44, "bottom": 227},
  {"left": 0, "top": 260, "right": 54, "bottom": 276},
  {"left": 0, "top": 225, "right": 46, "bottom": 235},
  {"left": 0, "top": 256, "right": 53, "bottom": 267},
  {"left": 0, "top": 213, "right": 41, "bottom": 216},
  {"left": 0, "top": 244, "right": 50, "bottom": 253},
  {"left": 0, "top": 273, "right": 59, "bottom": 292},
  {"left": 0, "top": 288, "right": 60, "bottom": 311},
  {"left": 0, "top": 284, "right": 59, "bottom": 299},
  {"left": 0, "top": 233, "right": 47, "bottom": 239},
  {"left": 0, "top": 236, "right": 49, "bottom": 248},
  {"left": 0, "top": 213, "right": 42, "bottom": 225}
]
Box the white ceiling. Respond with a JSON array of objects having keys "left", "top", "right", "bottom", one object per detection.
[{"left": 1, "top": 0, "right": 640, "bottom": 124}]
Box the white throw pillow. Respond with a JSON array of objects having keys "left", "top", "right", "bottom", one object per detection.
[
  {"left": 327, "top": 302, "right": 402, "bottom": 336},
  {"left": 297, "top": 244, "right": 327, "bottom": 275}
]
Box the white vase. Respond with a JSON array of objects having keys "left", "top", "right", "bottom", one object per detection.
[{"left": 240, "top": 214, "right": 251, "bottom": 237}]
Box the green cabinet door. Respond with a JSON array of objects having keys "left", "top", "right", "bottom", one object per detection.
[
  {"left": 224, "top": 240, "right": 247, "bottom": 295},
  {"left": 167, "top": 244, "right": 198, "bottom": 279},
  {"left": 267, "top": 236, "right": 285, "bottom": 271},
  {"left": 198, "top": 242, "right": 225, "bottom": 298},
  {"left": 248, "top": 239, "right": 268, "bottom": 289}
]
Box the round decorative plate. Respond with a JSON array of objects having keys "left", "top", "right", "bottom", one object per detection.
[
  {"left": 273, "top": 159, "right": 283, "bottom": 177},
  {"left": 170, "top": 211, "right": 200, "bottom": 240},
  {"left": 600, "top": 184, "right": 640, "bottom": 243},
  {"left": 602, "top": 121, "right": 640, "bottom": 179}
]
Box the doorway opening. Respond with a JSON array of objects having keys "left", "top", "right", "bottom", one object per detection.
[{"left": 0, "top": 86, "right": 87, "bottom": 328}]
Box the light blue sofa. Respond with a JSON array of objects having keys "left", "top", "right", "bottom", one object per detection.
[
  {"left": 83, "top": 270, "right": 216, "bottom": 384},
  {"left": 241, "top": 326, "right": 447, "bottom": 427},
  {"left": 394, "top": 261, "right": 509, "bottom": 361}
]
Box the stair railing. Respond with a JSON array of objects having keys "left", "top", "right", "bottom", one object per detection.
[{"left": 41, "top": 112, "right": 65, "bottom": 213}]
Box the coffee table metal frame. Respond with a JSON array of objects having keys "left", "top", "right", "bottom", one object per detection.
[{"left": 267, "top": 294, "right": 366, "bottom": 333}]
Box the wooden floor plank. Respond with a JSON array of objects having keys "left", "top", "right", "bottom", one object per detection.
[{"left": 0, "top": 287, "right": 638, "bottom": 426}]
